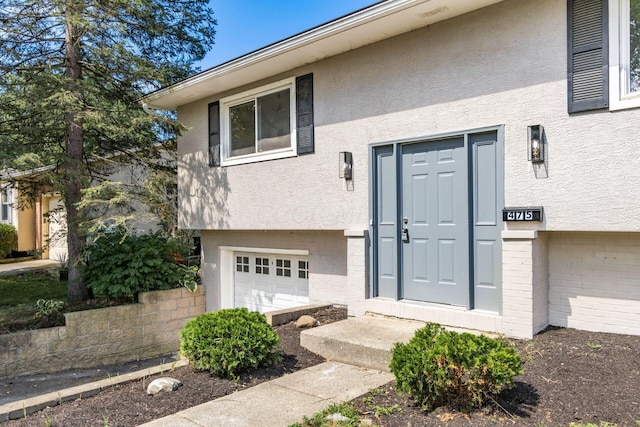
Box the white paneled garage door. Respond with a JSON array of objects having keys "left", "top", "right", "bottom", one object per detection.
[{"left": 234, "top": 252, "right": 309, "bottom": 313}]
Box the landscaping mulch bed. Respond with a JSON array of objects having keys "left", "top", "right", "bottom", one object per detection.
[
  {"left": 352, "top": 326, "right": 640, "bottom": 427},
  {"left": 4, "top": 306, "right": 347, "bottom": 427},
  {"left": 5, "top": 313, "right": 640, "bottom": 427}
]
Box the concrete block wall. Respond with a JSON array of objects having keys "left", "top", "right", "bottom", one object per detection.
[
  {"left": 549, "top": 232, "right": 640, "bottom": 335},
  {"left": 0, "top": 287, "right": 205, "bottom": 378}
]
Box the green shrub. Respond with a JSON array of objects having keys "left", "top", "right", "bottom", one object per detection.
[
  {"left": 0, "top": 223, "right": 17, "bottom": 259},
  {"left": 34, "top": 299, "right": 65, "bottom": 319},
  {"left": 289, "top": 403, "right": 362, "bottom": 427},
  {"left": 389, "top": 323, "right": 522, "bottom": 411},
  {"left": 178, "top": 264, "right": 200, "bottom": 293},
  {"left": 83, "top": 229, "right": 187, "bottom": 300},
  {"left": 179, "top": 308, "right": 281, "bottom": 380}
]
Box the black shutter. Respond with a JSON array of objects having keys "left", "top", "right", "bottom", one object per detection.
[
  {"left": 296, "top": 73, "right": 314, "bottom": 154},
  {"left": 567, "top": 0, "right": 609, "bottom": 113},
  {"left": 208, "top": 101, "right": 220, "bottom": 166}
]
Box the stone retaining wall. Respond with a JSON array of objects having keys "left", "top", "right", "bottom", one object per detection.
[{"left": 0, "top": 287, "right": 205, "bottom": 378}]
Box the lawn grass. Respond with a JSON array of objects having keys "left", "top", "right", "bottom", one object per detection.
[{"left": 0, "top": 273, "right": 67, "bottom": 326}]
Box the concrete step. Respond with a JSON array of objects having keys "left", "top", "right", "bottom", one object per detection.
[{"left": 300, "top": 315, "right": 426, "bottom": 372}]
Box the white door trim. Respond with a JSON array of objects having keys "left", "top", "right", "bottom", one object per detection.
[{"left": 219, "top": 246, "right": 308, "bottom": 256}]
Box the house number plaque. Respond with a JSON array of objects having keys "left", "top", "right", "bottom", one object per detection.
[{"left": 502, "top": 207, "right": 543, "bottom": 222}]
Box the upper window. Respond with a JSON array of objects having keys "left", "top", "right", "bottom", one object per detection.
[
  {"left": 610, "top": 0, "right": 640, "bottom": 109},
  {"left": 208, "top": 73, "right": 313, "bottom": 167},
  {"left": 0, "top": 186, "right": 12, "bottom": 223},
  {"left": 221, "top": 78, "right": 296, "bottom": 166}
]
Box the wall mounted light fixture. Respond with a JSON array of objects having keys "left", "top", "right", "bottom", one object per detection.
[
  {"left": 528, "top": 125, "right": 544, "bottom": 163},
  {"left": 339, "top": 151, "right": 353, "bottom": 180}
]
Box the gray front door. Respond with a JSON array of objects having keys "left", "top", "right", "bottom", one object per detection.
[
  {"left": 371, "top": 129, "right": 503, "bottom": 312},
  {"left": 401, "top": 138, "right": 468, "bottom": 306}
]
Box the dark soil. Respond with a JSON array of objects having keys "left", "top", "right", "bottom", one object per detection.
[
  {"left": 5, "top": 316, "right": 640, "bottom": 427},
  {"left": 0, "top": 298, "right": 133, "bottom": 335},
  {"left": 4, "top": 306, "right": 346, "bottom": 427},
  {"left": 352, "top": 326, "right": 640, "bottom": 427}
]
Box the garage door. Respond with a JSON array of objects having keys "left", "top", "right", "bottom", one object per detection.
[{"left": 234, "top": 252, "right": 309, "bottom": 313}]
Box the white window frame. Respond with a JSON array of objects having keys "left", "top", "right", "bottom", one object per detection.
[
  {"left": 0, "top": 186, "right": 12, "bottom": 223},
  {"left": 610, "top": 0, "right": 640, "bottom": 110},
  {"left": 220, "top": 78, "right": 297, "bottom": 166}
]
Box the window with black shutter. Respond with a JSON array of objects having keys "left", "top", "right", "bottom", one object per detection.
[
  {"left": 208, "top": 101, "right": 220, "bottom": 166},
  {"left": 296, "top": 73, "right": 314, "bottom": 154},
  {"left": 211, "top": 74, "right": 315, "bottom": 166},
  {"left": 567, "top": 0, "right": 609, "bottom": 113}
]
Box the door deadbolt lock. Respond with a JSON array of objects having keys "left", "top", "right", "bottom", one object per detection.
[
  {"left": 402, "top": 227, "right": 409, "bottom": 242},
  {"left": 401, "top": 217, "right": 409, "bottom": 242}
]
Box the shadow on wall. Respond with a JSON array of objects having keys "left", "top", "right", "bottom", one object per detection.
[{"left": 178, "top": 152, "right": 230, "bottom": 230}]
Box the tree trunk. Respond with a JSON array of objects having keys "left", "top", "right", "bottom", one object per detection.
[{"left": 64, "top": 5, "right": 90, "bottom": 302}]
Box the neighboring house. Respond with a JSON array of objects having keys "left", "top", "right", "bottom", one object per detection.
[
  {"left": 143, "top": 0, "right": 640, "bottom": 339},
  {"left": 0, "top": 162, "right": 163, "bottom": 261},
  {"left": 0, "top": 167, "right": 62, "bottom": 260}
]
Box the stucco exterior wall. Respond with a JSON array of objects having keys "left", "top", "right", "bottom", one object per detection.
[
  {"left": 177, "top": 0, "right": 640, "bottom": 234},
  {"left": 548, "top": 232, "right": 640, "bottom": 335},
  {"left": 16, "top": 205, "right": 35, "bottom": 252},
  {"left": 201, "top": 230, "right": 349, "bottom": 312}
]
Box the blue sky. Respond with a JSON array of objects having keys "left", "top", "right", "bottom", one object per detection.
[{"left": 197, "top": 0, "right": 376, "bottom": 71}]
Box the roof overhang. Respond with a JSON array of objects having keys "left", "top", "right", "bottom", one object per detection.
[
  {"left": 143, "top": 0, "right": 503, "bottom": 110},
  {"left": 0, "top": 165, "right": 56, "bottom": 181}
]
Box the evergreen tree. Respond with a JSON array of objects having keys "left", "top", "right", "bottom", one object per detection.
[{"left": 0, "top": 0, "right": 215, "bottom": 301}]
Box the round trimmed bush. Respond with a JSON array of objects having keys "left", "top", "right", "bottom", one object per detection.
[
  {"left": 179, "top": 308, "right": 281, "bottom": 379},
  {"left": 389, "top": 322, "right": 522, "bottom": 410},
  {"left": 0, "top": 223, "right": 17, "bottom": 259}
]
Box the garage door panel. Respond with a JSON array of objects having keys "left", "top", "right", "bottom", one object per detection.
[{"left": 233, "top": 252, "right": 309, "bottom": 313}]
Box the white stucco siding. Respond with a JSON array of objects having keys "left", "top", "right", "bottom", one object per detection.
[
  {"left": 548, "top": 232, "right": 640, "bottom": 335},
  {"left": 177, "top": 0, "right": 640, "bottom": 233}
]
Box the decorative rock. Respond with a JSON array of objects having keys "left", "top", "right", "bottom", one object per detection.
[
  {"left": 326, "top": 413, "right": 350, "bottom": 422},
  {"left": 146, "top": 377, "right": 183, "bottom": 395},
  {"left": 295, "top": 315, "right": 319, "bottom": 328}
]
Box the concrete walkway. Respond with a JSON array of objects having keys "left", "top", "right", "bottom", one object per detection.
[
  {"left": 138, "top": 316, "right": 428, "bottom": 427},
  {"left": 0, "top": 259, "right": 60, "bottom": 276},
  {"left": 0, "top": 314, "right": 436, "bottom": 425},
  {"left": 1, "top": 313, "right": 428, "bottom": 426},
  {"left": 138, "top": 361, "right": 393, "bottom": 427}
]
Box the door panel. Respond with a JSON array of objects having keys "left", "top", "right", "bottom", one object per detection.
[
  {"left": 371, "top": 129, "right": 502, "bottom": 312},
  {"left": 470, "top": 132, "right": 503, "bottom": 312},
  {"left": 374, "top": 146, "right": 398, "bottom": 299},
  {"left": 401, "top": 138, "right": 469, "bottom": 306},
  {"left": 234, "top": 253, "right": 309, "bottom": 313}
]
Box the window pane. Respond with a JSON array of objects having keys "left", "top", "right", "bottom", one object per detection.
[
  {"left": 631, "top": 0, "right": 640, "bottom": 92},
  {"left": 257, "top": 89, "right": 291, "bottom": 152},
  {"left": 229, "top": 101, "right": 256, "bottom": 157}
]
